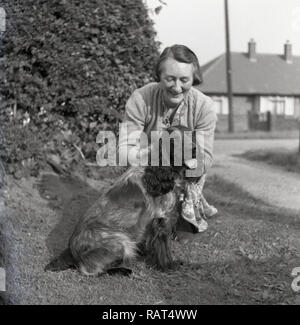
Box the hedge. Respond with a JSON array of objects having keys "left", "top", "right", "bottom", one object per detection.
[{"left": 0, "top": 0, "right": 160, "bottom": 177}]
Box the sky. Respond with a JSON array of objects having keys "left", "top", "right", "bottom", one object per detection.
[{"left": 145, "top": 0, "right": 300, "bottom": 65}]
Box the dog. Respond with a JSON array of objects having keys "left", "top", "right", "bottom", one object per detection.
[
  {"left": 44, "top": 163, "right": 186, "bottom": 275},
  {"left": 45, "top": 126, "right": 201, "bottom": 276}
]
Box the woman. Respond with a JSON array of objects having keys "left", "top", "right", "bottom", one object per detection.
[{"left": 119, "top": 44, "right": 218, "bottom": 233}]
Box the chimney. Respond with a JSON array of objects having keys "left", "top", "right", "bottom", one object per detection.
[
  {"left": 284, "top": 41, "right": 292, "bottom": 64},
  {"left": 248, "top": 39, "right": 257, "bottom": 62}
]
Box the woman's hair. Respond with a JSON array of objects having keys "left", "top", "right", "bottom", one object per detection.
[{"left": 154, "top": 44, "right": 203, "bottom": 86}]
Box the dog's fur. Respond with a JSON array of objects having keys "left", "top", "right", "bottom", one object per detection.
[
  {"left": 45, "top": 126, "right": 201, "bottom": 275},
  {"left": 45, "top": 164, "right": 184, "bottom": 275}
]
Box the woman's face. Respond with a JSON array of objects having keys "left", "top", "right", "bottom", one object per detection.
[{"left": 160, "top": 58, "right": 194, "bottom": 107}]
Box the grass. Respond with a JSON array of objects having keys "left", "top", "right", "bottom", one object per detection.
[
  {"left": 238, "top": 149, "right": 300, "bottom": 174},
  {"left": 1, "top": 173, "right": 300, "bottom": 305}
]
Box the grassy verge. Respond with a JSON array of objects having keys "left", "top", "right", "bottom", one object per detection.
[
  {"left": 2, "top": 173, "right": 300, "bottom": 305},
  {"left": 238, "top": 149, "right": 300, "bottom": 173}
]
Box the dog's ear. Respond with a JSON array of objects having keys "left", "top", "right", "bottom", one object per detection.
[
  {"left": 142, "top": 169, "right": 161, "bottom": 197},
  {"left": 107, "top": 180, "right": 144, "bottom": 204},
  {"left": 106, "top": 168, "right": 147, "bottom": 205}
]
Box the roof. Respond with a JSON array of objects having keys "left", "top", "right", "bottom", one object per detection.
[{"left": 198, "top": 52, "right": 300, "bottom": 96}]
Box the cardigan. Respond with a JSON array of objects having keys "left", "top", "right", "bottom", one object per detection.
[{"left": 118, "top": 82, "right": 217, "bottom": 173}]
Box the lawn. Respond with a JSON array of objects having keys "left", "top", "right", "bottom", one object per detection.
[
  {"left": 238, "top": 149, "right": 300, "bottom": 174},
  {"left": 1, "top": 170, "right": 300, "bottom": 305}
]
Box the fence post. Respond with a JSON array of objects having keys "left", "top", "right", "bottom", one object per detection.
[
  {"left": 298, "top": 120, "right": 300, "bottom": 154},
  {"left": 267, "top": 111, "right": 272, "bottom": 132}
]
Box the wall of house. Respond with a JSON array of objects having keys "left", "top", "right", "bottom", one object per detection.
[
  {"left": 270, "top": 114, "right": 299, "bottom": 131},
  {"left": 234, "top": 96, "right": 254, "bottom": 131},
  {"left": 211, "top": 95, "right": 252, "bottom": 133},
  {"left": 211, "top": 95, "right": 300, "bottom": 132},
  {"left": 260, "top": 96, "right": 296, "bottom": 116},
  {"left": 260, "top": 96, "right": 300, "bottom": 130}
]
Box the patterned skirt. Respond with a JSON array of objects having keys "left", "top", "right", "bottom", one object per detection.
[{"left": 180, "top": 175, "right": 217, "bottom": 232}]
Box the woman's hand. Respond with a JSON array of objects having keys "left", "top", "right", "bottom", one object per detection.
[{"left": 184, "top": 158, "right": 198, "bottom": 170}]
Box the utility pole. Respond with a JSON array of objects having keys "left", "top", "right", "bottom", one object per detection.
[
  {"left": 299, "top": 120, "right": 300, "bottom": 154},
  {"left": 224, "top": 0, "right": 234, "bottom": 133}
]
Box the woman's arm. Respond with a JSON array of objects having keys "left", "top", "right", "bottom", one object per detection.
[{"left": 192, "top": 98, "right": 217, "bottom": 175}]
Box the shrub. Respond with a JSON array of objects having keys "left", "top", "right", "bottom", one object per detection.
[{"left": 0, "top": 0, "right": 160, "bottom": 176}]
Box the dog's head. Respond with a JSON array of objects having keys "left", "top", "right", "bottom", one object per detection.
[
  {"left": 142, "top": 166, "right": 181, "bottom": 197},
  {"left": 142, "top": 126, "right": 200, "bottom": 197}
]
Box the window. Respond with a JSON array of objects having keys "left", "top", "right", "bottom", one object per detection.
[
  {"left": 285, "top": 97, "right": 295, "bottom": 116},
  {"left": 213, "top": 98, "right": 223, "bottom": 115},
  {"left": 260, "top": 97, "right": 295, "bottom": 117},
  {"left": 212, "top": 97, "right": 229, "bottom": 115},
  {"left": 270, "top": 99, "right": 285, "bottom": 115}
]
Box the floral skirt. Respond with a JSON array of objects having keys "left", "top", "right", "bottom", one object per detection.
[{"left": 180, "top": 175, "right": 217, "bottom": 232}]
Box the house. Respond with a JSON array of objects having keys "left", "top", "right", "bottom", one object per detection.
[{"left": 198, "top": 40, "right": 300, "bottom": 132}]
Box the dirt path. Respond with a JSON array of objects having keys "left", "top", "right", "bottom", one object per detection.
[{"left": 210, "top": 139, "right": 300, "bottom": 212}]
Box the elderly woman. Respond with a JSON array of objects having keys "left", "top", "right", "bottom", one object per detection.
[{"left": 119, "top": 44, "right": 218, "bottom": 233}]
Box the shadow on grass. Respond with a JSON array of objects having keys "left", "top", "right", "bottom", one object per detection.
[
  {"left": 235, "top": 149, "right": 300, "bottom": 174},
  {"left": 38, "top": 174, "right": 101, "bottom": 256},
  {"left": 149, "top": 254, "right": 299, "bottom": 305},
  {"left": 204, "top": 175, "right": 300, "bottom": 230}
]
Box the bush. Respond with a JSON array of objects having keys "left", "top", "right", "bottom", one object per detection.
[{"left": 0, "top": 0, "right": 160, "bottom": 176}]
